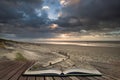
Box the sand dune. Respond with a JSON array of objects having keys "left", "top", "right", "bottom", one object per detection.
[{"left": 0, "top": 39, "right": 120, "bottom": 65}]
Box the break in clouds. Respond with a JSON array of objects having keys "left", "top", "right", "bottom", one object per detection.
[{"left": 0, "top": 0, "right": 120, "bottom": 40}]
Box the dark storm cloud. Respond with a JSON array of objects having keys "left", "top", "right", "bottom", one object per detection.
[
  {"left": 0, "top": 0, "right": 52, "bottom": 35},
  {"left": 55, "top": 0, "right": 120, "bottom": 31},
  {"left": 0, "top": 0, "right": 120, "bottom": 35},
  {"left": 62, "top": 0, "right": 120, "bottom": 20},
  {"left": 0, "top": 0, "right": 44, "bottom": 23},
  {"left": 0, "top": 1, "right": 22, "bottom": 22}
]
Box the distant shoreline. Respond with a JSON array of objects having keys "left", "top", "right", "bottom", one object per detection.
[
  {"left": 0, "top": 38, "right": 120, "bottom": 48},
  {"left": 1, "top": 38, "right": 120, "bottom": 43}
]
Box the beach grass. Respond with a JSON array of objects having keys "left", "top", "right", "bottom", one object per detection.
[
  {"left": 0, "top": 41, "right": 5, "bottom": 48},
  {"left": 15, "top": 52, "right": 27, "bottom": 61}
]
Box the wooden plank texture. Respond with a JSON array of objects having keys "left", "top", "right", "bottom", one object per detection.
[
  {"left": 36, "top": 77, "right": 44, "bottom": 80},
  {"left": 0, "top": 61, "right": 119, "bottom": 80}
]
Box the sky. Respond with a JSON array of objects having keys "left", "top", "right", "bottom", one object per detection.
[{"left": 0, "top": 0, "right": 120, "bottom": 41}]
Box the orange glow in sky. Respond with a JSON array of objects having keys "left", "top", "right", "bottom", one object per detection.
[
  {"left": 59, "top": 33, "right": 73, "bottom": 38},
  {"left": 49, "top": 24, "right": 58, "bottom": 30},
  {"left": 60, "top": 0, "right": 80, "bottom": 6}
]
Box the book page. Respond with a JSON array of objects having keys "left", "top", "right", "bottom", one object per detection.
[
  {"left": 62, "top": 61, "right": 102, "bottom": 75},
  {"left": 63, "top": 68, "right": 102, "bottom": 75},
  {"left": 24, "top": 69, "right": 62, "bottom": 75},
  {"left": 24, "top": 62, "right": 62, "bottom": 75}
]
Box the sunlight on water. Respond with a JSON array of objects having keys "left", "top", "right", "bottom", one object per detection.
[
  {"left": 35, "top": 41, "right": 120, "bottom": 47},
  {"left": 0, "top": 33, "right": 120, "bottom": 47}
]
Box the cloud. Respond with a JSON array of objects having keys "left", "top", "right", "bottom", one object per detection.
[
  {"left": 0, "top": 0, "right": 120, "bottom": 40},
  {"left": 0, "top": 0, "right": 45, "bottom": 22},
  {"left": 42, "top": 6, "right": 50, "bottom": 10},
  {"left": 60, "top": 0, "right": 80, "bottom": 7},
  {"left": 49, "top": 24, "right": 59, "bottom": 30},
  {"left": 61, "top": 0, "right": 120, "bottom": 20},
  {"left": 49, "top": 0, "right": 120, "bottom": 32}
]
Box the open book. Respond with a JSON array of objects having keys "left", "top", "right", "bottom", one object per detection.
[{"left": 24, "top": 62, "right": 102, "bottom": 76}]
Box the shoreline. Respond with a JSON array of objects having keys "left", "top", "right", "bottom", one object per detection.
[{"left": 1, "top": 38, "right": 120, "bottom": 48}]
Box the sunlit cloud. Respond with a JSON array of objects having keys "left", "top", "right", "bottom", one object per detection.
[
  {"left": 60, "top": 0, "right": 66, "bottom": 5},
  {"left": 40, "top": 0, "right": 62, "bottom": 20},
  {"left": 58, "top": 11, "right": 63, "bottom": 17},
  {"left": 58, "top": 33, "right": 74, "bottom": 38},
  {"left": 80, "top": 30, "right": 87, "bottom": 33},
  {"left": 60, "top": 0, "right": 70, "bottom": 7},
  {"left": 49, "top": 24, "right": 59, "bottom": 30},
  {"left": 60, "top": 34, "right": 68, "bottom": 38},
  {"left": 60, "top": 0, "right": 80, "bottom": 7},
  {"left": 68, "top": 0, "right": 80, "bottom": 5},
  {"left": 42, "top": 6, "right": 50, "bottom": 10}
]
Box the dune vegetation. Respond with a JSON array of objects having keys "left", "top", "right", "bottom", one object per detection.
[{"left": 15, "top": 52, "right": 27, "bottom": 61}]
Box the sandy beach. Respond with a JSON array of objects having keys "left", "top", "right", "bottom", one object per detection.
[{"left": 0, "top": 39, "right": 120, "bottom": 65}]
